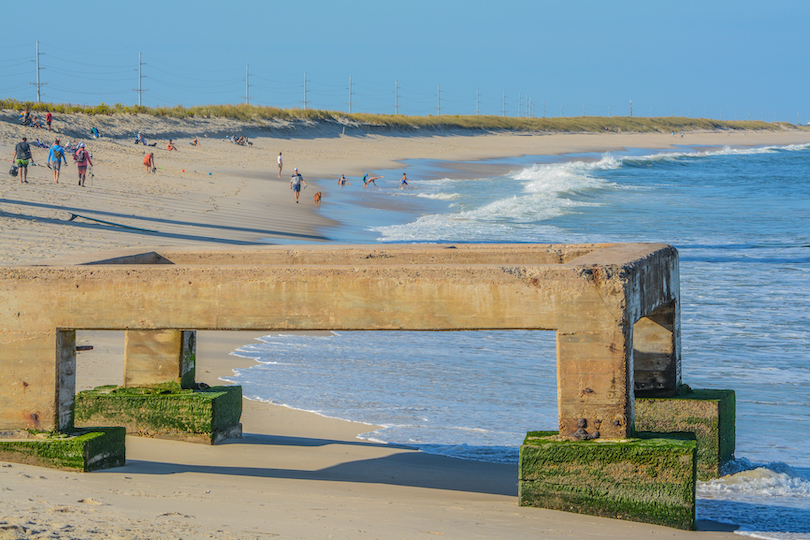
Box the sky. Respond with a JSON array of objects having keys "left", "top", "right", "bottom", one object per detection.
[{"left": 2, "top": 0, "right": 809, "bottom": 122}]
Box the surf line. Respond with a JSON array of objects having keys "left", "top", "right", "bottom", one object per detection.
[{"left": 67, "top": 212, "right": 157, "bottom": 233}]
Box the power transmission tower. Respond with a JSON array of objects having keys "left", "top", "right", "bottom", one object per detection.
[
  {"left": 301, "top": 72, "right": 310, "bottom": 109},
  {"left": 244, "top": 64, "right": 252, "bottom": 105},
  {"left": 630, "top": 100, "right": 633, "bottom": 117},
  {"left": 133, "top": 52, "right": 148, "bottom": 106},
  {"left": 476, "top": 88, "right": 480, "bottom": 115},
  {"left": 30, "top": 41, "right": 46, "bottom": 102},
  {"left": 394, "top": 79, "right": 399, "bottom": 114},
  {"left": 346, "top": 76, "right": 354, "bottom": 114},
  {"left": 437, "top": 84, "right": 441, "bottom": 115}
]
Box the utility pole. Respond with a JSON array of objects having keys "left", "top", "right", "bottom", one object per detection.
[
  {"left": 630, "top": 100, "right": 633, "bottom": 117},
  {"left": 437, "top": 84, "right": 441, "bottom": 115},
  {"left": 543, "top": 99, "right": 546, "bottom": 118},
  {"left": 394, "top": 79, "right": 399, "bottom": 114},
  {"left": 31, "top": 41, "right": 46, "bottom": 103},
  {"left": 346, "top": 76, "right": 354, "bottom": 114},
  {"left": 518, "top": 92, "right": 521, "bottom": 117},
  {"left": 301, "top": 72, "right": 310, "bottom": 109},
  {"left": 561, "top": 104, "right": 564, "bottom": 117},
  {"left": 502, "top": 91, "right": 506, "bottom": 117},
  {"left": 476, "top": 88, "right": 480, "bottom": 115},
  {"left": 244, "top": 64, "right": 251, "bottom": 105},
  {"left": 133, "top": 52, "right": 147, "bottom": 107}
]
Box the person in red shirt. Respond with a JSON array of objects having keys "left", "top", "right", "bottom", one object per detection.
[
  {"left": 46, "top": 111, "right": 53, "bottom": 131},
  {"left": 143, "top": 152, "right": 155, "bottom": 173}
]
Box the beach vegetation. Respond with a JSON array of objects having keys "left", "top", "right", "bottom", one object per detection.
[{"left": 0, "top": 97, "right": 799, "bottom": 133}]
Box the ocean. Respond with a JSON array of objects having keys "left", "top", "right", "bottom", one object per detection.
[{"left": 227, "top": 142, "right": 810, "bottom": 539}]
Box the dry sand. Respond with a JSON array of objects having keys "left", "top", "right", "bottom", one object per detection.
[{"left": 4, "top": 112, "right": 810, "bottom": 538}]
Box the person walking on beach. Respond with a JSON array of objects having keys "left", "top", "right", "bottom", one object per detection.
[
  {"left": 12, "top": 136, "right": 33, "bottom": 184},
  {"left": 45, "top": 110, "right": 52, "bottom": 131},
  {"left": 74, "top": 143, "right": 92, "bottom": 187},
  {"left": 277, "top": 152, "right": 283, "bottom": 178},
  {"left": 143, "top": 152, "right": 156, "bottom": 173},
  {"left": 399, "top": 173, "right": 409, "bottom": 188},
  {"left": 362, "top": 173, "right": 382, "bottom": 188},
  {"left": 290, "top": 167, "right": 306, "bottom": 203},
  {"left": 47, "top": 138, "right": 68, "bottom": 183}
]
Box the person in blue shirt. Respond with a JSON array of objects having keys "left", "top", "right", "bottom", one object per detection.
[{"left": 47, "top": 138, "right": 68, "bottom": 184}]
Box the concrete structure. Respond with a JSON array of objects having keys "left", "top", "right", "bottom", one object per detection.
[{"left": 0, "top": 243, "right": 681, "bottom": 439}]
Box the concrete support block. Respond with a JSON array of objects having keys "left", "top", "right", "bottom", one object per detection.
[
  {"left": 635, "top": 388, "right": 736, "bottom": 480},
  {"left": 519, "top": 431, "right": 697, "bottom": 530},
  {"left": 124, "top": 330, "right": 196, "bottom": 388},
  {"left": 74, "top": 383, "right": 242, "bottom": 444},
  {"left": 0, "top": 427, "right": 125, "bottom": 472}
]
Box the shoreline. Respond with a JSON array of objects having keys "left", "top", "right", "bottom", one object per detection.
[{"left": 5, "top": 116, "right": 808, "bottom": 538}]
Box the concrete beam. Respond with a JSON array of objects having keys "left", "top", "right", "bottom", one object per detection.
[{"left": 0, "top": 243, "right": 680, "bottom": 438}]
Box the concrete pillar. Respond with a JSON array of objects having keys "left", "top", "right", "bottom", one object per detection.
[
  {"left": 124, "top": 330, "right": 196, "bottom": 388},
  {"left": 633, "top": 302, "right": 681, "bottom": 395},
  {"left": 557, "top": 323, "right": 633, "bottom": 439}
]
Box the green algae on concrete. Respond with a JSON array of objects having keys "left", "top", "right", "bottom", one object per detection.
[
  {"left": 74, "top": 382, "right": 242, "bottom": 444},
  {"left": 636, "top": 388, "right": 735, "bottom": 480},
  {"left": 0, "top": 427, "right": 125, "bottom": 472},
  {"left": 519, "top": 431, "right": 697, "bottom": 530}
]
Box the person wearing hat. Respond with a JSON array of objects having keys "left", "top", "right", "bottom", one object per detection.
[
  {"left": 47, "top": 138, "right": 68, "bottom": 183},
  {"left": 73, "top": 142, "right": 92, "bottom": 187},
  {"left": 12, "top": 136, "right": 33, "bottom": 184},
  {"left": 290, "top": 167, "right": 306, "bottom": 203}
]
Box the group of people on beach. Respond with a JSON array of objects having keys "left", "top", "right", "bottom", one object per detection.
[
  {"left": 10, "top": 135, "right": 92, "bottom": 186},
  {"left": 19, "top": 109, "right": 54, "bottom": 131}
]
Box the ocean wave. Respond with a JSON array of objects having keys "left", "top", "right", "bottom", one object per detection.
[
  {"left": 699, "top": 459, "right": 810, "bottom": 499},
  {"left": 415, "top": 192, "right": 460, "bottom": 200}
]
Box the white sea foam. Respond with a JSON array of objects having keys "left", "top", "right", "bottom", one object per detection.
[{"left": 415, "top": 192, "right": 460, "bottom": 200}]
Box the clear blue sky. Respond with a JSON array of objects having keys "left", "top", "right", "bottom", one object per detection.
[{"left": 2, "top": 0, "right": 808, "bottom": 122}]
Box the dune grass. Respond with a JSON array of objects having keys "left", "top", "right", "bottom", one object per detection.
[{"left": 1, "top": 98, "right": 797, "bottom": 133}]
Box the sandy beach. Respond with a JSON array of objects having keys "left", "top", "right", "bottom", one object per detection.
[{"left": 3, "top": 112, "right": 810, "bottom": 539}]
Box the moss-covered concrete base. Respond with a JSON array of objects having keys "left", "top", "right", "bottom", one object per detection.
[
  {"left": 0, "top": 427, "right": 126, "bottom": 472},
  {"left": 74, "top": 383, "right": 242, "bottom": 445},
  {"left": 636, "top": 388, "right": 735, "bottom": 480},
  {"left": 519, "top": 431, "right": 697, "bottom": 530}
]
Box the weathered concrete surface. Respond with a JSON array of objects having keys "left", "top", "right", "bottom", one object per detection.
[
  {"left": 0, "top": 243, "right": 680, "bottom": 438},
  {"left": 0, "top": 427, "right": 126, "bottom": 472},
  {"left": 75, "top": 384, "right": 242, "bottom": 444},
  {"left": 124, "top": 330, "right": 196, "bottom": 388},
  {"left": 519, "top": 431, "right": 697, "bottom": 530},
  {"left": 636, "top": 389, "right": 736, "bottom": 480}
]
